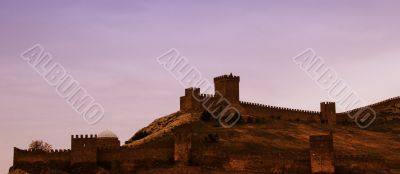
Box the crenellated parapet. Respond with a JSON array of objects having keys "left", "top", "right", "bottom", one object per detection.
[
  {"left": 239, "top": 101, "right": 320, "bottom": 122},
  {"left": 213, "top": 74, "right": 240, "bottom": 81},
  {"left": 199, "top": 93, "right": 215, "bottom": 99},
  {"left": 372, "top": 96, "right": 400, "bottom": 106},
  {"left": 71, "top": 134, "right": 97, "bottom": 139},
  {"left": 14, "top": 147, "right": 71, "bottom": 154},
  {"left": 341, "top": 96, "right": 400, "bottom": 114},
  {"left": 240, "top": 101, "right": 320, "bottom": 114}
]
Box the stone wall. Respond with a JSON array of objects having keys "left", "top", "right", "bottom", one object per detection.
[
  {"left": 191, "top": 149, "right": 311, "bottom": 174},
  {"left": 309, "top": 134, "right": 335, "bottom": 174},
  {"left": 12, "top": 132, "right": 391, "bottom": 174},
  {"left": 13, "top": 148, "right": 71, "bottom": 173},
  {"left": 240, "top": 101, "right": 321, "bottom": 123}
]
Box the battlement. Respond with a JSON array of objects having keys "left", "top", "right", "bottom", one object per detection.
[
  {"left": 71, "top": 134, "right": 97, "bottom": 139},
  {"left": 239, "top": 101, "right": 320, "bottom": 114},
  {"left": 342, "top": 96, "right": 400, "bottom": 114},
  {"left": 372, "top": 96, "right": 400, "bottom": 106},
  {"left": 213, "top": 73, "right": 240, "bottom": 82},
  {"left": 14, "top": 147, "right": 71, "bottom": 154},
  {"left": 199, "top": 93, "right": 215, "bottom": 101},
  {"left": 185, "top": 87, "right": 200, "bottom": 96},
  {"left": 321, "top": 101, "right": 335, "bottom": 105}
]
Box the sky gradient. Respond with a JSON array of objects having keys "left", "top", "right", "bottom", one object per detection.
[{"left": 1, "top": 0, "right": 400, "bottom": 172}]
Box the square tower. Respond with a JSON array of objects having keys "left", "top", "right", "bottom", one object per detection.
[
  {"left": 213, "top": 73, "right": 240, "bottom": 104},
  {"left": 180, "top": 87, "right": 201, "bottom": 113},
  {"left": 320, "top": 102, "right": 336, "bottom": 126},
  {"left": 71, "top": 134, "right": 98, "bottom": 164}
]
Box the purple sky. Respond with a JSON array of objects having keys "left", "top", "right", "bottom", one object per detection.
[{"left": 1, "top": 0, "right": 400, "bottom": 172}]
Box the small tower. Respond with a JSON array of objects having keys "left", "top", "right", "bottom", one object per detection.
[
  {"left": 309, "top": 133, "right": 335, "bottom": 174},
  {"left": 320, "top": 102, "right": 336, "bottom": 126},
  {"left": 213, "top": 73, "right": 240, "bottom": 104},
  {"left": 71, "top": 134, "right": 98, "bottom": 164},
  {"left": 180, "top": 87, "right": 201, "bottom": 113}
]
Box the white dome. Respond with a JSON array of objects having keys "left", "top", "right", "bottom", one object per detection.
[{"left": 98, "top": 130, "right": 118, "bottom": 138}]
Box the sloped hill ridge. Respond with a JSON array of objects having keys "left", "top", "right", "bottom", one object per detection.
[
  {"left": 343, "top": 96, "right": 400, "bottom": 115},
  {"left": 124, "top": 111, "right": 200, "bottom": 147}
]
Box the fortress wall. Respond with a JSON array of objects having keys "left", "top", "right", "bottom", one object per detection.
[
  {"left": 97, "top": 147, "right": 174, "bottom": 162},
  {"left": 14, "top": 148, "right": 71, "bottom": 163},
  {"left": 121, "top": 147, "right": 173, "bottom": 162},
  {"left": 342, "top": 97, "right": 400, "bottom": 115},
  {"left": 223, "top": 153, "right": 310, "bottom": 173},
  {"left": 191, "top": 149, "right": 310, "bottom": 173},
  {"left": 97, "top": 148, "right": 120, "bottom": 161},
  {"left": 96, "top": 147, "right": 174, "bottom": 172},
  {"left": 337, "top": 96, "right": 400, "bottom": 125},
  {"left": 140, "top": 136, "right": 175, "bottom": 149},
  {"left": 195, "top": 93, "right": 323, "bottom": 124},
  {"left": 336, "top": 113, "right": 352, "bottom": 123},
  {"left": 240, "top": 101, "right": 320, "bottom": 122},
  {"left": 13, "top": 148, "right": 71, "bottom": 173}
]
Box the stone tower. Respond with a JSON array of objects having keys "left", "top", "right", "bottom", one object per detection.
[
  {"left": 71, "top": 134, "right": 98, "bottom": 165},
  {"left": 320, "top": 102, "right": 336, "bottom": 126},
  {"left": 213, "top": 73, "right": 240, "bottom": 104},
  {"left": 180, "top": 87, "right": 201, "bottom": 113},
  {"left": 309, "top": 133, "right": 335, "bottom": 174}
]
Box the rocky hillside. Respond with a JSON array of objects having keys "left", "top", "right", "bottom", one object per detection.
[{"left": 123, "top": 98, "right": 400, "bottom": 171}]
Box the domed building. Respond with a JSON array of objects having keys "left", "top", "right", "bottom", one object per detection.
[
  {"left": 98, "top": 130, "right": 118, "bottom": 139},
  {"left": 97, "top": 130, "right": 120, "bottom": 149}
]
